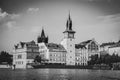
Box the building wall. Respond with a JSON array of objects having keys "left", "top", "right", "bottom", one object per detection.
[
  {"left": 75, "top": 48, "right": 88, "bottom": 66},
  {"left": 49, "top": 51, "right": 66, "bottom": 64},
  {"left": 109, "top": 47, "right": 120, "bottom": 56},
  {"left": 61, "top": 38, "right": 75, "bottom": 65},
  {"left": 13, "top": 48, "right": 27, "bottom": 69},
  {"left": 38, "top": 43, "right": 49, "bottom": 60},
  {"left": 87, "top": 41, "right": 100, "bottom": 60},
  {"left": 13, "top": 41, "right": 39, "bottom": 69}
]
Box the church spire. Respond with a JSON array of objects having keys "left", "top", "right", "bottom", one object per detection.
[
  {"left": 37, "top": 27, "right": 48, "bottom": 43},
  {"left": 41, "top": 27, "right": 45, "bottom": 38},
  {"left": 66, "top": 11, "right": 72, "bottom": 31},
  {"left": 63, "top": 12, "right": 75, "bottom": 34}
]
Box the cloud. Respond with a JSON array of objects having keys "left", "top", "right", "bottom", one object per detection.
[
  {"left": 97, "top": 13, "right": 120, "bottom": 24},
  {"left": 27, "top": 8, "right": 39, "bottom": 13},
  {"left": 0, "top": 8, "right": 8, "bottom": 20},
  {"left": 0, "top": 8, "right": 20, "bottom": 30},
  {"left": 6, "top": 21, "right": 16, "bottom": 29}
]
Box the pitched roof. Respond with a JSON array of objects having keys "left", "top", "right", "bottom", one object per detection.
[
  {"left": 75, "top": 44, "right": 86, "bottom": 49},
  {"left": 46, "top": 43, "right": 66, "bottom": 52},
  {"left": 100, "top": 42, "right": 116, "bottom": 47},
  {"left": 75, "top": 40, "right": 92, "bottom": 49},
  {"left": 109, "top": 43, "right": 120, "bottom": 48},
  {"left": 14, "top": 40, "right": 38, "bottom": 49}
]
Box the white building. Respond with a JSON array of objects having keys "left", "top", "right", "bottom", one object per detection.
[
  {"left": 13, "top": 41, "right": 39, "bottom": 69},
  {"left": 109, "top": 44, "right": 120, "bottom": 56},
  {"left": 100, "top": 42, "right": 115, "bottom": 53},
  {"left": 38, "top": 42, "right": 49, "bottom": 60},
  {"left": 61, "top": 13, "right": 76, "bottom": 65},
  {"left": 38, "top": 42, "right": 66, "bottom": 64},
  {"left": 75, "top": 46, "right": 88, "bottom": 65}
]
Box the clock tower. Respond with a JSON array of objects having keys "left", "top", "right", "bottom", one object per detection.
[{"left": 61, "top": 13, "right": 76, "bottom": 65}]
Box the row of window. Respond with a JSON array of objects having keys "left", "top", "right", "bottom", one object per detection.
[
  {"left": 75, "top": 63, "right": 87, "bottom": 65},
  {"left": 39, "top": 50, "right": 47, "bottom": 53},
  {"left": 50, "top": 58, "right": 65, "bottom": 62},
  {"left": 76, "top": 58, "right": 87, "bottom": 61},
  {"left": 50, "top": 54, "right": 66, "bottom": 57},
  {"left": 15, "top": 61, "right": 24, "bottom": 65}
]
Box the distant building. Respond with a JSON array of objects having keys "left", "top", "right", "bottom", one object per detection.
[
  {"left": 75, "top": 39, "right": 100, "bottom": 65},
  {"left": 100, "top": 42, "right": 116, "bottom": 53},
  {"left": 13, "top": 41, "right": 39, "bottom": 68},
  {"left": 100, "top": 41, "right": 120, "bottom": 56},
  {"left": 109, "top": 43, "right": 120, "bottom": 56},
  {"left": 38, "top": 42, "right": 66, "bottom": 64},
  {"left": 37, "top": 28, "right": 48, "bottom": 43}
]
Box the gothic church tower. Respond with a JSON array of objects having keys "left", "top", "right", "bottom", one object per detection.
[
  {"left": 61, "top": 13, "right": 76, "bottom": 65},
  {"left": 37, "top": 28, "right": 48, "bottom": 43}
]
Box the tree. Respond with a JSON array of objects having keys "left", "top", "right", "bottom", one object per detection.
[
  {"left": 0, "top": 51, "right": 13, "bottom": 65},
  {"left": 34, "top": 55, "right": 41, "bottom": 63}
]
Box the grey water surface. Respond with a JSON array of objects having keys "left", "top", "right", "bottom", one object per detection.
[{"left": 0, "top": 69, "right": 120, "bottom": 80}]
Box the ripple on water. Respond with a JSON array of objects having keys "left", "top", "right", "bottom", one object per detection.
[{"left": 0, "top": 69, "right": 120, "bottom": 80}]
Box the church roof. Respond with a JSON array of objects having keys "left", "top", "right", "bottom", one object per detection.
[
  {"left": 41, "top": 28, "right": 46, "bottom": 38},
  {"left": 63, "top": 12, "right": 75, "bottom": 33},
  {"left": 75, "top": 40, "right": 92, "bottom": 49},
  {"left": 46, "top": 43, "right": 66, "bottom": 52}
]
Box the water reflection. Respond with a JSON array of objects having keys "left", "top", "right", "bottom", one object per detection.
[{"left": 0, "top": 69, "right": 120, "bottom": 80}]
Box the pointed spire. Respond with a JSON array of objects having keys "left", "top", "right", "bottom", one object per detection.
[
  {"left": 41, "top": 27, "right": 45, "bottom": 38},
  {"left": 66, "top": 11, "right": 72, "bottom": 31},
  {"left": 68, "top": 10, "right": 71, "bottom": 20}
]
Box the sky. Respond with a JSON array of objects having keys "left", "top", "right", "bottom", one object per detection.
[{"left": 0, "top": 0, "right": 120, "bottom": 52}]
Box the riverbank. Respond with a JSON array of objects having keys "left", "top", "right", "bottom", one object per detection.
[
  {"left": 31, "top": 64, "right": 93, "bottom": 69},
  {"left": 0, "top": 64, "right": 11, "bottom": 68}
]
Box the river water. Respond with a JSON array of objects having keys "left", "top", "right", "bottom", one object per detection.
[{"left": 0, "top": 69, "right": 120, "bottom": 80}]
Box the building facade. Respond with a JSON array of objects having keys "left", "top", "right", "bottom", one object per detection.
[
  {"left": 13, "top": 41, "right": 39, "bottom": 68},
  {"left": 75, "top": 39, "right": 100, "bottom": 65},
  {"left": 38, "top": 42, "right": 66, "bottom": 64},
  {"left": 109, "top": 44, "right": 120, "bottom": 56},
  {"left": 75, "top": 46, "right": 88, "bottom": 66},
  {"left": 47, "top": 43, "right": 66, "bottom": 64}
]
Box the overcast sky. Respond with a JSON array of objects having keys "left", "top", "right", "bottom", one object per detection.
[{"left": 0, "top": 0, "right": 120, "bottom": 52}]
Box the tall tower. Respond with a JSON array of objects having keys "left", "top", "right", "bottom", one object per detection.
[
  {"left": 61, "top": 13, "right": 76, "bottom": 65},
  {"left": 37, "top": 28, "right": 48, "bottom": 43}
]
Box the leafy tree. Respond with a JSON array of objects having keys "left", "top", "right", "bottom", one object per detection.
[
  {"left": 0, "top": 51, "right": 13, "bottom": 65},
  {"left": 88, "top": 53, "right": 120, "bottom": 66}
]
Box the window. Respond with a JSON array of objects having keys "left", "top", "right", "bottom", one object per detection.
[
  {"left": 18, "top": 55, "right": 22, "bottom": 59},
  {"left": 88, "top": 42, "right": 98, "bottom": 51}
]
